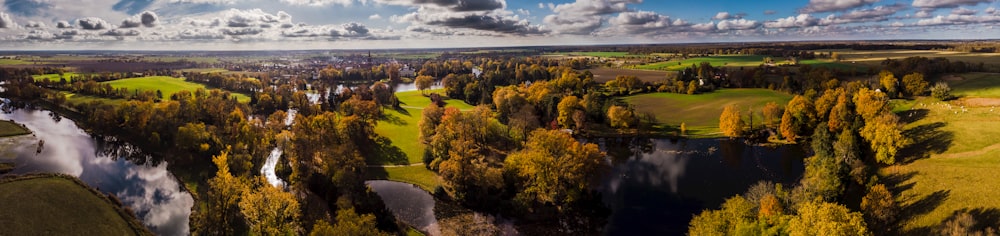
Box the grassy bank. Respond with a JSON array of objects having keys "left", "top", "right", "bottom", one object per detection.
[
  {"left": 0, "top": 120, "right": 31, "bottom": 137},
  {"left": 624, "top": 89, "right": 792, "bottom": 138},
  {"left": 103, "top": 76, "right": 250, "bottom": 102},
  {"left": 947, "top": 72, "right": 1000, "bottom": 98},
  {"left": 0, "top": 174, "right": 151, "bottom": 235},
  {"left": 887, "top": 97, "right": 1000, "bottom": 233}
]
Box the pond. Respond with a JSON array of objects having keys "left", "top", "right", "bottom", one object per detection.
[
  {"left": 0, "top": 100, "right": 193, "bottom": 236},
  {"left": 366, "top": 180, "right": 440, "bottom": 235},
  {"left": 598, "top": 137, "right": 807, "bottom": 235}
]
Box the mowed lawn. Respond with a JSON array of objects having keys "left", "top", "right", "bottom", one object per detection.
[
  {"left": 0, "top": 176, "right": 147, "bottom": 235},
  {"left": 625, "top": 89, "right": 792, "bottom": 137},
  {"left": 0, "top": 120, "right": 31, "bottom": 137},
  {"left": 886, "top": 98, "right": 1000, "bottom": 233},
  {"left": 103, "top": 76, "right": 250, "bottom": 102},
  {"left": 368, "top": 89, "right": 474, "bottom": 190},
  {"left": 947, "top": 72, "right": 1000, "bottom": 98}
]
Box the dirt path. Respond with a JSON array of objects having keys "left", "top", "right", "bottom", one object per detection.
[{"left": 936, "top": 142, "right": 1000, "bottom": 159}]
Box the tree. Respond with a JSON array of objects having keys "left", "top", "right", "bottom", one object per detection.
[
  {"left": 860, "top": 113, "right": 908, "bottom": 165},
  {"left": 504, "top": 129, "right": 606, "bottom": 209},
  {"left": 687, "top": 80, "right": 699, "bottom": 95},
  {"left": 197, "top": 148, "right": 249, "bottom": 235},
  {"left": 931, "top": 82, "right": 953, "bottom": 100},
  {"left": 878, "top": 70, "right": 898, "bottom": 98},
  {"left": 787, "top": 201, "right": 869, "bottom": 236},
  {"left": 831, "top": 52, "right": 844, "bottom": 61},
  {"left": 720, "top": 104, "right": 745, "bottom": 138},
  {"left": 861, "top": 184, "right": 897, "bottom": 233},
  {"left": 762, "top": 102, "right": 782, "bottom": 127},
  {"left": 240, "top": 181, "right": 301, "bottom": 235},
  {"left": 779, "top": 95, "right": 816, "bottom": 142},
  {"left": 418, "top": 103, "right": 444, "bottom": 144},
  {"left": 557, "top": 96, "right": 581, "bottom": 129},
  {"left": 415, "top": 75, "right": 433, "bottom": 95},
  {"left": 607, "top": 105, "right": 635, "bottom": 128},
  {"left": 853, "top": 88, "right": 890, "bottom": 121},
  {"left": 309, "top": 208, "right": 390, "bottom": 236},
  {"left": 902, "top": 72, "right": 929, "bottom": 97}
]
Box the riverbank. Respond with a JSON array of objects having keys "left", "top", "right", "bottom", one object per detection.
[
  {"left": 0, "top": 120, "right": 31, "bottom": 137},
  {"left": 0, "top": 173, "right": 152, "bottom": 235}
]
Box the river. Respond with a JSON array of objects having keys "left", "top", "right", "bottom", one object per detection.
[{"left": 0, "top": 100, "right": 193, "bottom": 236}]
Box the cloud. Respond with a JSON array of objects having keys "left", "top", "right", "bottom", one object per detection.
[
  {"left": 224, "top": 8, "right": 292, "bottom": 28},
  {"left": 713, "top": 12, "right": 733, "bottom": 20},
  {"left": 912, "top": 0, "right": 992, "bottom": 9},
  {"left": 24, "top": 21, "right": 45, "bottom": 28},
  {"left": 102, "top": 28, "right": 141, "bottom": 36},
  {"left": 169, "top": 0, "right": 236, "bottom": 4},
  {"left": 4, "top": 0, "right": 52, "bottom": 17},
  {"left": 0, "top": 12, "right": 14, "bottom": 29},
  {"left": 764, "top": 10, "right": 778, "bottom": 15},
  {"left": 369, "top": 14, "right": 382, "bottom": 20},
  {"left": 538, "top": 2, "right": 544, "bottom": 9},
  {"left": 56, "top": 21, "right": 72, "bottom": 28},
  {"left": 377, "top": 0, "right": 506, "bottom": 12},
  {"left": 139, "top": 11, "right": 159, "bottom": 27},
  {"left": 78, "top": 17, "right": 110, "bottom": 30},
  {"left": 422, "top": 14, "right": 546, "bottom": 35},
  {"left": 800, "top": 0, "right": 879, "bottom": 13},
  {"left": 818, "top": 4, "right": 906, "bottom": 25},
  {"left": 914, "top": 10, "right": 933, "bottom": 18},
  {"left": 543, "top": 0, "right": 641, "bottom": 34},
  {"left": 916, "top": 12, "right": 1000, "bottom": 25},
  {"left": 607, "top": 11, "right": 685, "bottom": 34},
  {"left": 951, "top": 7, "right": 977, "bottom": 15},
  {"left": 764, "top": 14, "right": 819, "bottom": 28},
  {"left": 987, "top": 7, "right": 998, "bottom": 15},
  {"left": 716, "top": 18, "right": 759, "bottom": 30},
  {"left": 280, "top": 0, "right": 354, "bottom": 6}
]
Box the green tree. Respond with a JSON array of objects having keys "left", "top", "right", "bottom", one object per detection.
[
  {"left": 240, "top": 181, "right": 301, "bottom": 235},
  {"left": 902, "top": 72, "right": 929, "bottom": 97},
  {"left": 415, "top": 75, "right": 434, "bottom": 95},
  {"left": 504, "top": 129, "right": 606, "bottom": 209},
  {"left": 787, "top": 201, "right": 869, "bottom": 236},
  {"left": 931, "top": 82, "right": 953, "bottom": 100},
  {"left": 720, "top": 104, "right": 745, "bottom": 138}
]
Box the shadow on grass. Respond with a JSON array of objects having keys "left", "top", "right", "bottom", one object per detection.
[
  {"left": 899, "top": 189, "right": 951, "bottom": 235},
  {"left": 380, "top": 110, "right": 409, "bottom": 126},
  {"left": 906, "top": 207, "right": 1000, "bottom": 235},
  {"left": 898, "top": 122, "right": 953, "bottom": 164},
  {"left": 897, "top": 109, "right": 930, "bottom": 124},
  {"left": 366, "top": 166, "right": 389, "bottom": 180},
  {"left": 883, "top": 171, "right": 918, "bottom": 194},
  {"left": 367, "top": 136, "right": 409, "bottom": 165}
]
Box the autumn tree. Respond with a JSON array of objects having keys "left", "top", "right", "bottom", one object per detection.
[
  {"left": 240, "top": 180, "right": 301, "bottom": 235},
  {"left": 196, "top": 148, "right": 249, "bottom": 235},
  {"left": 720, "top": 104, "right": 745, "bottom": 138},
  {"left": 418, "top": 103, "right": 444, "bottom": 144},
  {"left": 861, "top": 184, "right": 897, "bottom": 233},
  {"left": 428, "top": 106, "right": 508, "bottom": 202},
  {"left": 505, "top": 129, "right": 606, "bottom": 210},
  {"left": 879, "top": 70, "right": 899, "bottom": 97},
  {"left": 557, "top": 96, "right": 582, "bottom": 129},
  {"left": 687, "top": 80, "right": 699, "bottom": 95},
  {"left": 762, "top": 102, "right": 782, "bottom": 127},
  {"left": 827, "top": 91, "right": 854, "bottom": 133},
  {"left": 853, "top": 88, "right": 890, "bottom": 121},
  {"left": 415, "top": 75, "right": 433, "bottom": 95},
  {"left": 902, "top": 72, "right": 929, "bottom": 97},
  {"left": 607, "top": 105, "right": 635, "bottom": 128},
  {"left": 309, "top": 208, "right": 390, "bottom": 236},
  {"left": 779, "top": 95, "right": 816, "bottom": 142},
  {"left": 787, "top": 201, "right": 869, "bottom": 236},
  {"left": 860, "top": 113, "right": 908, "bottom": 165}
]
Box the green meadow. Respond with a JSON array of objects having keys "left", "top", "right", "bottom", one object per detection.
[
  {"left": 103, "top": 76, "right": 250, "bottom": 102},
  {"left": 625, "top": 89, "right": 793, "bottom": 138},
  {"left": 0, "top": 175, "right": 150, "bottom": 235}
]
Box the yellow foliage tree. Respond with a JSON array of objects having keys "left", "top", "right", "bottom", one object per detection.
[{"left": 720, "top": 104, "right": 745, "bottom": 138}]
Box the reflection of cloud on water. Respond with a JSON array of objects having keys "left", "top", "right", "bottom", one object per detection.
[
  {"left": 605, "top": 149, "right": 689, "bottom": 195},
  {"left": 118, "top": 163, "right": 193, "bottom": 236},
  {"left": 5, "top": 109, "right": 86, "bottom": 176},
  {"left": 366, "top": 180, "right": 439, "bottom": 236}
]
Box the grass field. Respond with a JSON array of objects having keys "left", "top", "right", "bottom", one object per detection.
[
  {"left": 33, "top": 73, "right": 83, "bottom": 82},
  {"left": 62, "top": 92, "right": 126, "bottom": 106},
  {"left": 178, "top": 68, "right": 229, "bottom": 73},
  {"left": 946, "top": 72, "right": 1000, "bottom": 98},
  {"left": 103, "top": 76, "right": 250, "bottom": 102},
  {"left": 886, "top": 97, "right": 1000, "bottom": 234},
  {"left": 624, "top": 89, "right": 793, "bottom": 138},
  {"left": 820, "top": 49, "right": 1000, "bottom": 66},
  {"left": 0, "top": 58, "right": 36, "bottom": 65},
  {"left": 589, "top": 67, "right": 675, "bottom": 83},
  {"left": 633, "top": 55, "right": 766, "bottom": 71},
  {"left": 0, "top": 120, "right": 31, "bottom": 137},
  {"left": 367, "top": 88, "right": 475, "bottom": 191},
  {"left": 0, "top": 175, "right": 149, "bottom": 235}
]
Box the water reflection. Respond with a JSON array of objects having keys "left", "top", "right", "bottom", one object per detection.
[
  {"left": 366, "top": 180, "right": 440, "bottom": 236},
  {"left": 1, "top": 103, "right": 193, "bottom": 236},
  {"left": 598, "top": 138, "right": 806, "bottom": 235}
]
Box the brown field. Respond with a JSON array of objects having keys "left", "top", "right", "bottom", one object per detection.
[
  {"left": 818, "top": 49, "right": 1000, "bottom": 66},
  {"left": 588, "top": 67, "right": 676, "bottom": 83}
]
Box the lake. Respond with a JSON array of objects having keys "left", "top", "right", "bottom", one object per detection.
[{"left": 0, "top": 100, "right": 193, "bottom": 236}]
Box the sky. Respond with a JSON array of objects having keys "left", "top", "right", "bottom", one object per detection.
[{"left": 0, "top": 0, "right": 998, "bottom": 50}]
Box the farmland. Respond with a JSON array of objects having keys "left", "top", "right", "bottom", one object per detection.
[{"left": 103, "top": 76, "right": 250, "bottom": 102}]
